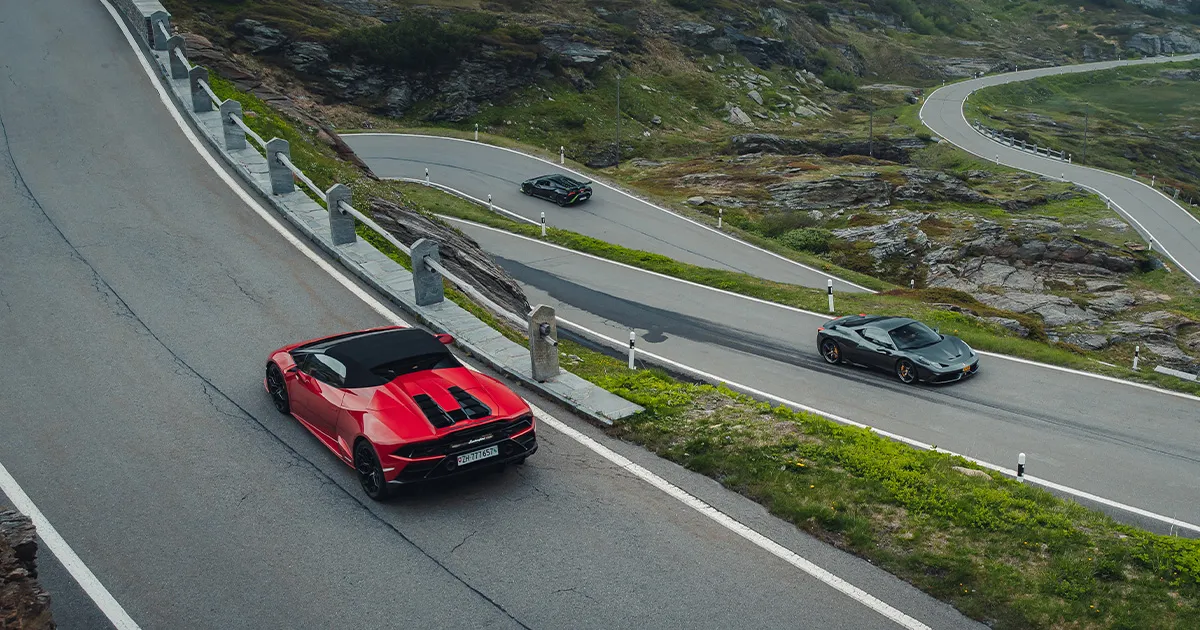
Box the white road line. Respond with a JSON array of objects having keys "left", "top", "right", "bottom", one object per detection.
[
  {"left": 553, "top": 317, "right": 1200, "bottom": 535},
  {"left": 0, "top": 460, "right": 142, "bottom": 630},
  {"left": 348, "top": 132, "right": 877, "bottom": 293},
  {"left": 438, "top": 214, "right": 1200, "bottom": 532},
  {"left": 440, "top": 198, "right": 1200, "bottom": 404},
  {"left": 104, "top": 3, "right": 933, "bottom": 628},
  {"left": 918, "top": 58, "right": 1200, "bottom": 285}
]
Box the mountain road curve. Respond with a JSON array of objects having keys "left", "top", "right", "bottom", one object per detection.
[
  {"left": 438, "top": 216, "right": 1200, "bottom": 528},
  {"left": 341, "top": 133, "right": 872, "bottom": 293},
  {"left": 0, "top": 0, "right": 985, "bottom": 628},
  {"left": 920, "top": 54, "right": 1200, "bottom": 284}
]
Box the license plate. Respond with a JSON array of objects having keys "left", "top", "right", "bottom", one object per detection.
[
  {"left": 964, "top": 365, "right": 971, "bottom": 372},
  {"left": 457, "top": 445, "right": 499, "bottom": 467}
]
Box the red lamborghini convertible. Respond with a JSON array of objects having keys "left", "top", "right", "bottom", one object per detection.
[{"left": 264, "top": 325, "right": 537, "bottom": 500}]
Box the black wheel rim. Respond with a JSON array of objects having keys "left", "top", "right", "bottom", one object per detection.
[
  {"left": 821, "top": 340, "right": 840, "bottom": 363},
  {"left": 267, "top": 365, "right": 288, "bottom": 412},
  {"left": 897, "top": 360, "right": 915, "bottom": 383},
  {"left": 356, "top": 443, "right": 383, "bottom": 496}
]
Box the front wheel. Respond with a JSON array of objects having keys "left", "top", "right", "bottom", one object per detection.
[
  {"left": 354, "top": 441, "right": 391, "bottom": 501},
  {"left": 266, "top": 363, "right": 290, "bottom": 414},
  {"left": 895, "top": 359, "right": 918, "bottom": 384},
  {"left": 819, "top": 338, "right": 842, "bottom": 364}
]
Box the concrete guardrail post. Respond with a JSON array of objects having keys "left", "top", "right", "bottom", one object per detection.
[
  {"left": 189, "top": 66, "right": 210, "bottom": 113},
  {"left": 325, "top": 184, "right": 355, "bottom": 246},
  {"left": 528, "top": 305, "right": 560, "bottom": 382},
  {"left": 167, "top": 35, "right": 188, "bottom": 79},
  {"left": 220, "top": 100, "right": 245, "bottom": 150},
  {"left": 149, "top": 11, "right": 171, "bottom": 51},
  {"left": 265, "top": 138, "right": 293, "bottom": 195},
  {"left": 411, "top": 239, "right": 445, "bottom": 307}
]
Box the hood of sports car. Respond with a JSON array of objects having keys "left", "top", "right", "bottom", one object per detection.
[
  {"left": 367, "top": 367, "right": 527, "bottom": 439},
  {"left": 910, "top": 335, "right": 972, "bottom": 366}
]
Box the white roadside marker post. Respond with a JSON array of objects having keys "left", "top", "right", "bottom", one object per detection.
[
  {"left": 827, "top": 279, "right": 835, "bottom": 313},
  {"left": 540, "top": 211, "right": 547, "bottom": 237},
  {"left": 718, "top": 208, "right": 723, "bottom": 229},
  {"left": 628, "top": 331, "right": 636, "bottom": 370},
  {"left": 488, "top": 194, "right": 493, "bottom": 212},
  {"left": 475, "top": 123, "right": 479, "bottom": 141},
  {"left": 1134, "top": 345, "right": 1141, "bottom": 370},
  {"left": 560, "top": 146, "right": 565, "bottom": 165},
  {"left": 1017, "top": 453, "right": 1026, "bottom": 482},
  {"left": 910, "top": 279, "right": 915, "bottom": 289},
  {"left": 425, "top": 167, "right": 430, "bottom": 184},
  {"left": 1151, "top": 175, "right": 1156, "bottom": 187}
]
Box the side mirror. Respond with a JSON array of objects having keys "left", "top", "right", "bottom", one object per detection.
[
  {"left": 436, "top": 333, "right": 454, "bottom": 345},
  {"left": 285, "top": 364, "right": 300, "bottom": 374}
]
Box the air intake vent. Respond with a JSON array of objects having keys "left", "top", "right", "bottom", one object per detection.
[
  {"left": 412, "top": 394, "right": 455, "bottom": 429},
  {"left": 448, "top": 386, "right": 491, "bottom": 420}
]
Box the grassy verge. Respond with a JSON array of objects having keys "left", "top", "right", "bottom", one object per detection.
[
  {"left": 394, "top": 180, "right": 1200, "bottom": 397},
  {"left": 206, "top": 74, "right": 1200, "bottom": 628}
]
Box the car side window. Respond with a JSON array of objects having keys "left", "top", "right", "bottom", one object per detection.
[
  {"left": 860, "top": 328, "right": 892, "bottom": 347},
  {"left": 310, "top": 353, "right": 348, "bottom": 387}
]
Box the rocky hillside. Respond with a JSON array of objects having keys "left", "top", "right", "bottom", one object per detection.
[
  {"left": 1, "top": 509, "right": 54, "bottom": 630},
  {"left": 164, "top": 1, "right": 1200, "bottom": 158}
]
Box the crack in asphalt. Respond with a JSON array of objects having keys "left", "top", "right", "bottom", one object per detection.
[
  {"left": 448, "top": 530, "right": 478, "bottom": 555},
  {"left": 0, "top": 100, "right": 532, "bottom": 630}
]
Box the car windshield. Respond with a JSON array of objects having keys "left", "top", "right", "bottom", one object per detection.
[
  {"left": 370, "top": 352, "right": 461, "bottom": 381},
  {"left": 888, "top": 322, "right": 942, "bottom": 350}
]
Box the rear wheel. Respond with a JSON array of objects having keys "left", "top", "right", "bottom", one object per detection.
[
  {"left": 895, "top": 359, "right": 917, "bottom": 384},
  {"left": 819, "top": 339, "right": 842, "bottom": 364},
  {"left": 266, "top": 363, "right": 290, "bottom": 414},
  {"left": 556, "top": 193, "right": 568, "bottom": 206},
  {"left": 354, "top": 440, "right": 391, "bottom": 501}
]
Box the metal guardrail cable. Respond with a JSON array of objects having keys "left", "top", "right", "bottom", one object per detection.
[
  {"left": 172, "top": 47, "right": 191, "bottom": 71},
  {"left": 229, "top": 115, "right": 266, "bottom": 148},
  {"left": 197, "top": 79, "right": 220, "bottom": 106},
  {"left": 423, "top": 257, "right": 528, "bottom": 329},
  {"left": 276, "top": 153, "right": 325, "bottom": 201},
  {"left": 336, "top": 200, "right": 530, "bottom": 329},
  {"left": 337, "top": 200, "right": 411, "bottom": 255}
]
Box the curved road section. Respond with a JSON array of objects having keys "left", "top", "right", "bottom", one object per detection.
[
  {"left": 344, "top": 134, "right": 871, "bottom": 293},
  {"left": 920, "top": 54, "right": 1200, "bottom": 283},
  {"left": 0, "top": 1, "right": 978, "bottom": 628}
]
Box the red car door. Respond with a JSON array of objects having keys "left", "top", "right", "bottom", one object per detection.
[{"left": 291, "top": 354, "right": 348, "bottom": 438}]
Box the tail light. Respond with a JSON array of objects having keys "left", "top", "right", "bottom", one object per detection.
[{"left": 817, "top": 327, "right": 824, "bottom": 331}]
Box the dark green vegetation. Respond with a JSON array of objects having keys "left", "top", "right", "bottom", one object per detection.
[
  {"left": 205, "top": 62, "right": 1200, "bottom": 630},
  {"left": 966, "top": 59, "right": 1200, "bottom": 208}
]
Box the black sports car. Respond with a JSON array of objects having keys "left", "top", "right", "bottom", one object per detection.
[
  {"left": 520, "top": 174, "right": 593, "bottom": 206},
  {"left": 817, "top": 314, "right": 980, "bottom": 384}
]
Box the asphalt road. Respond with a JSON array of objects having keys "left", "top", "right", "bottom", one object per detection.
[
  {"left": 0, "top": 1, "right": 980, "bottom": 628},
  {"left": 342, "top": 134, "right": 870, "bottom": 293},
  {"left": 920, "top": 54, "right": 1200, "bottom": 283},
  {"left": 448, "top": 218, "right": 1200, "bottom": 526}
]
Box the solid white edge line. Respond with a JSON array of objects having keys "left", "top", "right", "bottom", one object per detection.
[
  {"left": 0, "top": 461, "right": 141, "bottom": 630},
  {"left": 552, "top": 317, "right": 1200, "bottom": 534},
  {"left": 919, "top": 58, "right": 1200, "bottom": 285},
  {"left": 346, "top": 132, "right": 878, "bottom": 293},
  {"left": 438, "top": 196, "right": 1200, "bottom": 404},
  {"left": 100, "top": 3, "right": 934, "bottom": 628}
]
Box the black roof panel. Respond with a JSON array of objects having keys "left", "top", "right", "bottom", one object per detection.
[{"left": 311, "top": 328, "right": 448, "bottom": 371}]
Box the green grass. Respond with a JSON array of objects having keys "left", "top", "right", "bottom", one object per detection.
[
  {"left": 393, "top": 178, "right": 1200, "bottom": 396},
  {"left": 205, "top": 66, "right": 1200, "bottom": 629},
  {"left": 966, "top": 61, "right": 1200, "bottom": 208}
]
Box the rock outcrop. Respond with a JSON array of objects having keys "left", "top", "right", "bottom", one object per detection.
[
  {"left": 769, "top": 176, "right": 893, "bottom": 210},
  {"left": 730, "top": 133, "right": 926, "bottom": 163},
  {"left": 1, "top": 509, "right": 54, "bottom": 630},
  {"left": 1125, "top": 30, "right": 1200, "bottom": 56},
  {"left": 369, "top": 198, "right": 531, "bottom": 318}
]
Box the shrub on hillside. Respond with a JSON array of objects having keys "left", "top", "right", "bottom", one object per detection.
[
  {"left": 821, "top": 69, "right": 858, "bottom": 92},
  {"left": 334, "top": 14, "right": 494, "bottom": 74},
  {"left": 780, "top": 227, "right": 834, "bottom": 254}
]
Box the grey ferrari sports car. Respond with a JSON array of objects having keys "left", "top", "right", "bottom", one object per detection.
[{"left": 816, "top": 314, "right": 980, "bottom": 384}]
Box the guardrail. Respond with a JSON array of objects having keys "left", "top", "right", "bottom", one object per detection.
[
  {"left": 110, "top": 0, "right": 657, "bottom": 403},
  {"left": 971, "top": 119, "right": 1072, "bottom": 163}
]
